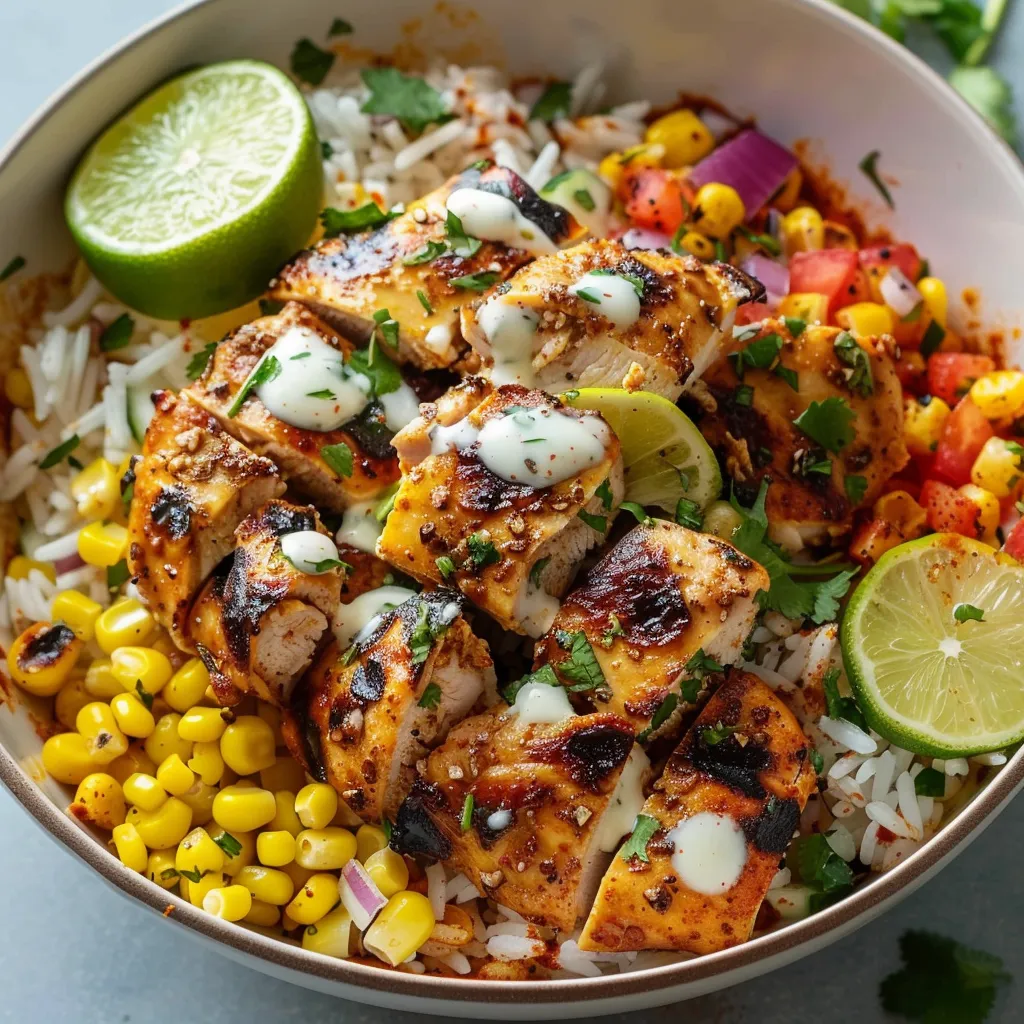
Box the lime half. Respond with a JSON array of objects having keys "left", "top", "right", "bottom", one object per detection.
[
  {"left": 843, "top": 533, "right": 1024, "bottom": 756},
  {"left": 562, "top": 388, "right": 722, "bottom": 512},
  {"left": 66, "top": 60, "right": 322, "bottom": 320}
]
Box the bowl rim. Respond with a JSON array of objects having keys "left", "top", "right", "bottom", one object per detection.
[{"left": 3, "top": 0, "right": 1024, "bottom": 1007}]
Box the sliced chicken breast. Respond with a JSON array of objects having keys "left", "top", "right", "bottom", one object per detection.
[
  {"left": 126, "top": 390, "right": 283, "bottom": 646},
  {"left": 187, "top": 500, "right": 342, "bottom": 707},
  {"left": 579, "top": 671, "right": 816, "bottom": 955},
  {"left": 534, "top": 521, "right": 769, "bottom": 740},
  {"left": 459, "top": 240, "right": 763, "bottom": 399},
  {"left": 378, "top": 383, "right": 623, "bottom": 636}
]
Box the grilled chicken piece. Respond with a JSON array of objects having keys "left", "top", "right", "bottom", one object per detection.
[
  {"left": 127, "top": 390, "right": 283, "bottom": 646},
  {"left": 188, "top": 500, "right": 342, "bottom": 707},
  {"left": 378, "top": 383, "right": 623, "bottom": 636},
  {"left": 338, "top": 545, "right": 393, "bottom": 603},
  {"left": 579, "top": 671, "right": 816, "bottom": 955},
  {"left": 695, "top": 319, "right": 908, "bottom": 551},
  {"left": 460, "top": 240, "right": 763, "bottom": 400},
  {"left": 535, "top": 521, "right": 769, "bottom": 740},
  {"left": 186, "top": 301, "right": 402, "bottom": 513},
  {"left": 392, "top": 694, "right": 643, "bottom": 931},
  {"left": 284, "top": 588, "right": 496, "bottom": 822},
  {"left": 270, "top": 162, "right": 585, "bottom": 371}
]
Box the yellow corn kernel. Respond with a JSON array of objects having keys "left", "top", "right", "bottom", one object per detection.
[
  {"left": 71, "top": 772, "right": 126, "bottom": 830},
  {"left": 213, "top": 785, "right": 277, "bottom": 833},
  {"left": 76, "top": 702, "right": 129, "bottom": 763},
  {"left": 219, "top": 715, "right": 276, "bottom": 776},
  {"left": 188, "top": 740, "right": 225, "bottom": 786},
  {"left": 643, "top": 108, "right": 714, "bottom": 168},
  {"left": 873, "top": 490, "right": 928, "bottom": 539},
  {"left": 8, "top": 622, "right": 82, "bottom": 697},
  {"left": 282, "top": 859, "right": 316, "bottom": 891},
  {"left": 178, "top": 706, "right": 227, "bottom": 743},
  {"left": 106, "top": 742, "right": 156, "bottom": 785},
  {"left": 256, "top": 702, "right": 285, "bottom": 745},
  {"left": 903, "top": 396, "right": 951, "bottom": 457},
  {"left": 270, "top": 791, "right": 304, "bottom": 837},
  {"left": 259, "top": 756, "right": 305, "bottom": 794},
  {"left": 55, "top": 676, "right": 92, "bottom": 731},
  {"left": 969, "top": 371, "right": 1024, "bottom": 421},
  {"left": 4, "top": 366, "right": 33, "bottom": 409},
  {"left": 42, "top": 732, "right": 98, "bottom": 785},
  {"left": 204, "top": 883, "right": 252, "bottom": 921},
  {"left": 83, "top": 658, "right": 122, "bottom": 699},
  {"left": 286, "top": 872, "right": 340, "bottom": 926},
  {"left": 777, "top": 292, "right": 829, "bottom": 325},
  {"left": 917, "top": 276, "right": 948, "bottom": 328},
  {"left": 356, "top": 824, "right": 389, "bottom": 863},
  {"left": 186, "top": 870, "right": 227, "bottom": 908},
  {"left": 970, "top": 437, "right": 1024, "bottom": 498},
  {"left": 294, "top": 827, "right": 358, "bottom": 871},
  {"left": 301, "top": 906, "right": 353, "bottom": 959},
  {"left": 257, "top": 830, "right": 297, "bottom": 867},
  {"left": 132, "top": 796, "right": 193, "bottom": 849},
  {"left": 95, "top": 599, "right": 154, "bottom": 655},
  {"left": 144, "top": 714, "right": 194, "bottom": 766},
  {"left": 678, "top": 230, "right": 715, "bottom": 261},
  {"left": 692, "top": 182, "right": 745, "bottom": 238},
  {"left": 70, "top": 458, "right": 120, "bottom": 521},
  {"left": 179, "top": 780, "right": 217, "bottom": 826},
  {"left": 835, "top": 302, "right": 894, "bottom": 338},
  {"left": 281, "top": 910, "right": 301, "bottom": 933},
  {"left": 176, "top": 826, "right": 225, "bottom": 878},
  {"left": 823, "top": 219, "right": 858, "bottom": 251},
  {"left": 294, "top": 783, "right": 338, "bottom": 830},
  {"left": 111, "top": 822, "right": 148, "bottom": 872},
  {"left": 147, "top": 849, "right": 180, "bottom": 890},
  {"left": 110, "top": 692, "right": 156, "bottom": 738},
  {"left": 244, "top": 900, "right": 281, "bottom": 928},
  {"left": 208, "top": 826, "right": 255, "bottom": 876},
  {"left": 156, "top": 753, "right": 195, "bottom": 797},
  {"left": 363, "top": 891, "right": 435, "bottom": 966},
  {"left": 109, "top": 646, "right": 173, "bottom": 696},
  {"left": 123, "top": 772, "right": 168, "bottom": 812},
  {"left": 781, "top": 206, "right": 824, "bottom": 254},
  {"left": 364, "top": 847, "right": 410, "bottom": 899},
  {"left": 161, "top": 658, "right": 210, "bottom": 713},
  {"left": 596, "top": 151, "right": 625, "bottom": 191},
  {"left": 77, "top": 521, "right": 128, "bottom": 568},
  {"left": 702, "top": 499, "right": 743, "bottom": 541},
  {"left": 51, "top": 590, "right": 103, "bottom": 642},
  {"left": 7, "top": 556, "right": 56, "bottom": 584},
  {"left": 772, "top": 167, "right": 803, "bottom": 213},
  {"left": 236, "top": 865, "right": 295, "bottom": 906},
  {"left": 960, "top": 483, "right": 1001, "bottom": 544}
]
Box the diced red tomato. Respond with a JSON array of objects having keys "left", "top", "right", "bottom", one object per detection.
[
  {"left": 879, "top": 476, "right": 923, "bottom": 502},
  {"left": 921, "top": 480, "right": 983, "bottom": 538},
  {"left": 1004, "top": 518, "right": 1024, "bottom": 561},
  {"left": 926, "top": 353, "right": 997, "bottom": 406},
  {"left": 788, "top": 250, "right": 859, "bottom": 313},
  {"left": 622, "top": 168, "right": 687, "bottom": 235},
  {"left": 931, "top": 398, "right": 994, "bottom": 486},
  {"left": 859, "top": 243, "right": 923, "bottom": 283},
  {"left": 734, "top": 302, "right": 771, "bottom": 326}
]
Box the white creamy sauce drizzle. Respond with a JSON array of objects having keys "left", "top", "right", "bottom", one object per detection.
[
  {"left": 667, "top": 812, "right": 748, "bottom": 896},
  {"left": 445, "top": 188, "right": 557, "bottom": 256},
  {"left": 511, "top": 681, "right": 574, "bottom": 725},
  {"left": 486, "top": 809, "right": 512, "bottom": 832},
  {"left": 596, "top": 745, "right": 651, "bottom": 853},
  {"left": 569, "top": 272, "right": 642, "bottom": 330},
  {"left": 279, "top": 530, "right": 341, "bottom": 575},
  {"left": 424, "top": 319, "right": 456, "bottom": 355},
  {"left": 378, "top": 383, "right": 421, "bottom": 432},
  {"left": 335, "top": 499, "right": 382, "bottom": 555},
  {"left": 516, "top": 569, "right": 561, "bottom": 638},
  {"left": 476, "top": 296, "right": 541, "bottom": 387},
  {"left": 332, "top": 586, "right": 415, "bottom": 648}
]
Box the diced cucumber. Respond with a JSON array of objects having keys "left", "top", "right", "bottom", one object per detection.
[
  {"left": 540, "top": 168, "right": 611, "bottom": 236},
  {"left": 126, "top": 385, "right": 156, "bottom": 444}
]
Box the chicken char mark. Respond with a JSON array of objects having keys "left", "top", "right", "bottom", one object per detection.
[
  {"left": 212, "top": 550, "right": 290, "bottom": 667},
  {"left": 251, "top": 502, "right": 316, "bottom": 538},
  {"left": 150, "top": 484, "right": 193, "bottom": 541},
  {"left": 741, "top": 796, "right": 802, "bottom": 854},
  {"left": 526, "top": 720, "right": 634, "bottom": 791},
  {"left": 302, "top": 222, "right": 402, "bottom": 285},
  {"left": 453, "top": 451, "right": 538, "bottom": 513},
  {"left": 392, "top": 779, "right": 454, "bottom": 860}
]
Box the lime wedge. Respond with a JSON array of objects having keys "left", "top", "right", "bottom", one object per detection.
[
  {"left": 843, "top": 533, "right": 1024, "bottom": 756},
  {"left": 562, "top": 388, "right": 722, "bottom": 512},
  {"left": 65, "top": 60, "right": 322, "bottom": 320}
]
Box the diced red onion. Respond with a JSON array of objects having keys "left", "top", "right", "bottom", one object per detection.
[
  {"left": 740, "top": 253, "right": 790, "bottom": 307},
  {"left": 621, "top": 227, "right": 672, "bottom": 250},
  {"left": 338, "top": 858, "right": 388, "bottom": 931},
  {"left": 53, "top": 553, "right": 86, "bottom": 576},
  {"left": 879, "top": 267, "right": 922, "bottom": 319},
  {"left": 688, "top": 129, "right": 798, "bottom": 215}
]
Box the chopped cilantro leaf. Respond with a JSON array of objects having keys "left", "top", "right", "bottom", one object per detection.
[
  {"left": 834, "top": 331, "right": 874, "bottom": 398},
  {"left": 99, "top": 313, "right": 135, "bottom": 352},
  {"left": 729, "top": 332, "right": 783, "bottom": 379},
  {"left": 578, "top": 509, "right": 607, "bottom": 532},
  {"left": 213, "top": 832, "right": 243, "bottom": 858},
  {"left": 227, "top": 355, "right": 281, "bottom": 417},
  {"left": 702, "top": 721, "right": 737, "bottom": 745},
  {"left": 291, "top": 38, "right": 335, "bottom": 86},
  {"left": 501, "top": 663, "right": 559, "bottom": 704},
  {"left": 186, "top": 342, "right": 218, "bottom": 381},
  {"left": 529, "top": 81, "right": 572, "bottom": 122},
  {"left": 915, "top": 767, "right": 946, "bottom": 797},
  {"left": 858, "top": 149, "right": 894, "bottom": 208},
  {"left": 845, "top": 474, "right": 868, "bottom": 505},
  {"left": 954, "top": 602, "right": 985, "bottom": 623},
  {"left": 40, "top": 434, "right": 80, "bottom": 470},
  {"left": 620, "top": 501, "right": 654, "bottom": 526},
  {"left": 675, "top": 497, "right": 703, "bottom": 531},
  {"left": 404, "top": 240, "right": 448, "bottom": 265},
  {"left": 360, "top": 67, "right": 450, "bottom": 135},
  {"left": 793, "top": 396, "right": 856, "bottom": 453},
  {"left": 809, "top": 748, "right": 824, "bottom": 775},
  {"left": 467, "top": 531, "right": 500, "bottom": 569},
  {"left": 600, "top": 613, "right": 626, "bottom": 648},
  {"left": 784, "top": 316, "right": 806, "bottom": 337},
  {"left": 347, "top": 341, "right": 402, "bottom": 396},
  {"left": 920, "top": 318, "right": 947, "bottom": 357},
  {"left": 595, "top": 477, "right": 614, "bottom": 511},
  {"left": 822, "top": 666, "right": 867, "bottom": 731},
  {"left": 134, "top": 681, "right": 154, "bottom": 711},
  {"left": 553, "top": 629, "right": 606, "bottom": 692},
  {"left": 435, "top": 555, "right": 455, "bottom": 580},
  {"left": 371, "top": 307, "right": 400, "bottom": 349},
  {"left": 306, "top": 389, "right": 335, "bottom": 400},
  {"left": 409, "top": 602, "right": 449, "bottom": 667},
  {"left": 574, "top": 188, "right": 596, "bottom": 211},
  {"left": 575, "top": 287, "right": 603, "bottom": 304},
  {"left": 637, "top": 692, "right": 678, "bottom": 743},
  {"left": 329, "top": 17, "right": 353, "bottom": 35},
  {"left": 107, "top": 559, "right": 130, "bottom": 593},
  {"left": 179, "top": 867, "right": 204, "bottom": 884},
  {"left": 416, "top": 290, "right": 433, "bottom": 314},
  {"left": 791, "top": 832, "right": 854, "bottom": 903},
  {"left": 320, "top": 202, "right": 399, "bottom": 236},
  {"left": 734, "top": 384, "right": 754, "bottom": 407},
  {"left": 450, "top": 271, "right": 500, "bottom": 291},
  {"left": 418, "top": 682, "right": 442, "bottom": 710},
  {"left": 529, "top": 557, "right": 549, "bottom": 589},
  {"left": 619, "top": 813, "right": 660, "bottom": 863},
  {"left": 444, "top": 211, "right": 482, "bottom": 257},
  {"left": 320, "top": 442, "right": 353, "bottom": 478},
  {"left": 460, "top": 793, "right": 474, "bottom": 832},
  {"left": 0, "top": 256, "right": 25, "bottom": 282}
]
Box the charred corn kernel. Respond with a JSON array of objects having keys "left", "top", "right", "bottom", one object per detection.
[
  {"left": 122, "top": 772, "right": 167, "bottom": 812},
  {"left": 782, "top": 206, "right": 824, "bottom": 254},
  {"left": 7, "top": 556, "right": 56, "bottom": 584},
  {"left": 42, "top": 732, "right": 98, "bottom": 785},
  {"left": 364, "top": 847, "right": 410, "bottom": 899},
  {"left": 917, "top": 276, "right": 948, "bottom": 328},
  {"left": 903, "top": 396, "right": 951, "bottom": 457},
  {"left": 188, "top": 741, "right": 225, "bottom": 786},
  {"left": 294, "top": 828, "right": 358, "bottom": 871},
  {"left": 71, "top": 772, "right": 126, "bottom": 829},
  {"left": 363, "top": 891, "right": 435, "bottom": 966},
  {"left": 219, "top": 716, "right": 276, "bottom": 776},
  {"left": 84, "top": 658, "right": 122, "bottom": 699},
  {"left": 836, "top": 302, "right": 894, "bottom": 337},
  {"left": 270, "top": 791, "right": 304, "bottom": 836},
  {"left": 643, "top": 108, "right": 713, "bottom": 168},
  {"left": 971, "top": 437, "right": 1024, "bottom": 498},
  {"left": 178, "top": 706, "right": 227, "bottom": 743},
  {"left": 51, "top": 590, "right": 102, "bottom": 641},
  {"left": 960, "top": 483, "right": 1001, "bottom": 543},
  {"left": 356, "top": 824, "right": 389, "bottom": 863},
  {"left": 213, "top": 785, "right": 276, "bottom": 833},
  {"left": 286, "top": 872, "right": 339, "bottom": 926},
  {"left": 76, "top": 702, "right": 129, "bottom": 763},
  {"left": 772, "top": 166, "right": 803, "bottom": 213},
  {"left": 969, "top": 371, "right": 1024, "bottom": 420},
  {"left": 178, "top": 780, "right": 217, "bottom": 826},
  {"left": 70, "top": 458, "right": 120, "bottom": 521},
  {"left": 256, "top": 703, "right": 285, "bottom": 745},
  {"left": 156, "top": 753, "right": 195, "bottom": 796},
  {"left": 294, "top": 783, "right": 338, "bottom": 830},
  {"left": 112, "top": 822, "right": 148, "bottom": 872},
  {"left": 110, "top": 646, "right": 172, "bottom": 695},
  {"left": 244, "top": 900, "right": 281, "bottom": 927},
  {"left": 692, "top": 182, "right": 745, "bottom": 238},
  {"left": 702, "top": 499, "right": 743, "bottom": 541},
  {"left": 257, "top": 830, "right": 297, "bottom": 867},
  {"left": 110, "top": 692, "right": 156, "bottom": 738},
  {"left": 208, "top": 826, "right": 255, "bottom": 875},
  {"left": 5, "top": 366, "right": 33, "bottom": 409},
  {"left": 144, "top": 714, "right": 193, "bottom": 765},
  {"left": 55, "top": 676, "right": 92, "bottom": 730},
  {"left": 106, "top": 743, "right": 156, "bottom": 784},
  {"left": 176, "top": 826, "right": 225, "bottom": 876},
  {"left": 204, "top": 883, "right": 252, "bottom": 921},
  {"left": 236, "top": 865, "right": 295, "bottom": 905},
  {"left": 873, "top": 490, "right": 928, "bottom": 539},
  {"left": 77, "top": 521, "right": 128, "bottom": 568},
  {"left": 133, "top": 796, "right": 192, "bottom": 849},
  {"left": 161, "top": 658, "right": 210, "bottom": 713},
  {"left": 259, "top": 756, "right": 305, "bottom": 793},
  {"left": 8, "top": 622, "right": 82, "bottom": 697},
  {"left": 778, "top": 292, "right": 829, "bottom": 324},
  {"left": 678, "top": 230, "right": 715, "bottom": 260},
  {"left": 95, "top": 599, "right": 154, "bottom": 654},
  {"left": 147, "top": 849, "right": 180, "bottom": 889},
  {"left": 823, "top": 219, "right": 859, "bottom": 251},
  {"left": 186, "top": 870, "right": 226, "bottom": 908},
  {"left": 301, "top": 906, "right": 353, "bottom": 958}
]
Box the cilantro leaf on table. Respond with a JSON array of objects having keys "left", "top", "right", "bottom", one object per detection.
[{"left": 360, "top": 67, "right": 451, "bottom": 135}]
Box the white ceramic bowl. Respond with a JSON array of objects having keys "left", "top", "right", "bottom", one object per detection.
[{"left": 2, "top": 0, "right": 1024, "bottom": 1017}]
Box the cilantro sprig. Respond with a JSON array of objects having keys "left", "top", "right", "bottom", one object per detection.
[{"left": 619, "top": 814, "right": 660, "bottom": 863}]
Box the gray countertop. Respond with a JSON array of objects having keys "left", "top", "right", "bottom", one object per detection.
[{"left": 2, "top": 3, "right": 1023, "bottom": 1021}]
